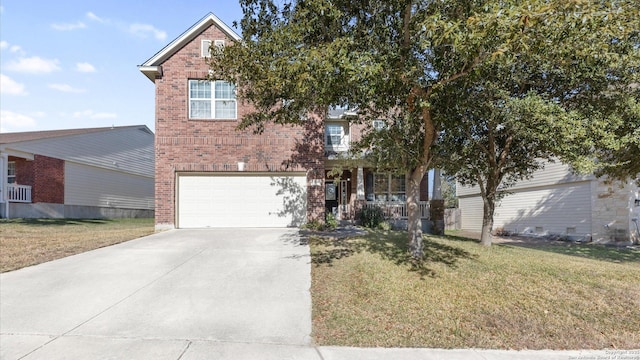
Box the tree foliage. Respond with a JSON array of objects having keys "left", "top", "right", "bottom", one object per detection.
[
  {"left": 211, "top": 0, "right": 639, "bottom": 253},
  {"left": 432, "top": 1, "right": 639, "bottom": 245}
]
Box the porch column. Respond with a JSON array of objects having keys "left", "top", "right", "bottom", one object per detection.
[
  {"left": 356, "top": 167, "right": 365, "bottom": 200},
  {"left": 0, "top": 152, "right": 7, "bottom": 218},
  {"left": 430, "top": 168, "right": 444, "bottom": 235},
  {"left": 432, "top": 168, "right": 442, "bottom": 200}
]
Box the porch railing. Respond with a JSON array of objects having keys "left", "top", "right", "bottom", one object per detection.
[
  {"left": 7, "top": 184, "right": 32, "bottom": 203},
  {"left": 363, "top": 201, "right": 430, "bottom": 219}
]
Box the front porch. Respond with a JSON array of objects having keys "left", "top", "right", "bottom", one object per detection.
[{"left": 324, "top": 167, "right": 431, "bottom": 223}]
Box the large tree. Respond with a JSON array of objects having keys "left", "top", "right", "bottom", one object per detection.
[
  {"left": 433, "top": 3, "right": 639, "bottom": 246},
  {"left": 211, "top": 0, "right": 639, "bottom": 257}
]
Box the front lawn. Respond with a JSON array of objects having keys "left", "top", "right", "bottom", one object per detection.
[
  {"left": 0, "top": 218, "right": 155, "bottom": 272},
  {"left": 310, "top": 230, "right": 640, "bottom": 349}
]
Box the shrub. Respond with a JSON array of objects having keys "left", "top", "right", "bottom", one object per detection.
[
  {"left": 303, "top": 220, "right": 324, "bottom": 231},
  {"left": 377, "top": 221, "right": 392, "bottom": 231},
  {"left": 359, "top": 206, "right": 385, "bottom": 229},
  {"left": 325, "top": 212, "right": 338, "bottom": 230}
]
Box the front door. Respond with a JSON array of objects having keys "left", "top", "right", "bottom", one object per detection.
[{"left": 325, "top": 174, "right": 351, "bottom": 220}]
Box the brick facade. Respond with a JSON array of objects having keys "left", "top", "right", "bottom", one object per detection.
[
  {"left": 10, "top": 155, "right": 64, "bottom": 204},
  {"left": 153, "top": 23, "right": 324, "bottom": 227}
]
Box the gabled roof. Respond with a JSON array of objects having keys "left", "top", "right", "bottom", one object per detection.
[
  {"left": 139, "top": 12, "right": 241, "bottom": 82},
  {"left": 0, "top": 125, "right": 151, "bottom": 145}
]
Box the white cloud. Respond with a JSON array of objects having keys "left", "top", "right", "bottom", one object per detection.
[
  {"left": 48, "top": 83, "right": 85, "bottom": 93},
  {"left": 86, "top": 12, "right": 106, "bottom": 23},
  {"left": 51, "top": 21, "right": 86, "bottom": 31},
  {"left": 129, "top": 23, "right": 167, "bottom": 41},
  {"left": 5, "top": 56, "right": 61, "bottom": 73},
  {"left": 10, "top": 45, "right": 24, "bottom": 54},
  {"left": 0, "top": 110, "right": 37, "bottom": 132},
  {"left": 76, "top": 62, "right": 96, "bottom": 73},
  {"left": 0, "top": 74, "right": 28, "bottom": 95},
  {"left": 72, "top": 110, "right": 117, "bottom": 119},
  {"left": 0, "top": 41, "right": 25, "bottom": 55}
]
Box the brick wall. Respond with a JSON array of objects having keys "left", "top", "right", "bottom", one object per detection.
[
  {"left": 153, "top": 23, "right": 324, "bottom": 226},
  {"left": 10, "top": 155, "right": 64, "bottom": 204}
]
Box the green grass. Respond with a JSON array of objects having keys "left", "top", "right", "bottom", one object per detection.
[
  {"left": 310, "top": 230, "right": 640, "bottom": 349},
  {"left": 0, "top": 218, "right": 155, "bottom": 272}
]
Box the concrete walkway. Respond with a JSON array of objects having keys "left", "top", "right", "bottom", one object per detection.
[{"left": 0, "top": 229, "right": 619, "bottom": 359}]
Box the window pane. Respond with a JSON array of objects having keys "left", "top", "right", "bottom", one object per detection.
[
  {"left": 325, "top": 124, "right": 343, "bottom": 146},
  {"left": 189, "top": 80, "right": 211, "bottom": 99},
  {"left": 190, "top": 100, "right": 211, "bottom": 119},
  {"left": 215, "top": 100, "right": 236, "bottom": 119},
  {"left": 215, "top": 81, "right": 235, "bottom": 99},
  {"left": 390, "top": 175, "right": 405, "bottom": 193},
  {"left": 390, "top": 175, "right": 406, "bottom": 201},
  {"left": 374, "top": 174, "right": 388, "bottom": 201}
]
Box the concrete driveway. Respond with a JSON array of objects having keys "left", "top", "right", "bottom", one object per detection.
[{"left": 1, "top": 228, "right": 315, "bottom": 359}]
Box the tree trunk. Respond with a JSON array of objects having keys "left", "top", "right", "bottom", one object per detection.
[
  {"left": 407, "top": 168, "right": 424, "bottom": 258},
  {"left": 480, "top": 196, "right": 495, "bottom": 246}
]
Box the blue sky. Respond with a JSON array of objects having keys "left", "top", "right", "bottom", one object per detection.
[{"left": 0, "top": 0, "right": 244, "bottom": 133}]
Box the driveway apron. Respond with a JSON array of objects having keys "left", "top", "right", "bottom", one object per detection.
[{"left": 0, "top": 228, "right": 312, "bottom": 360}]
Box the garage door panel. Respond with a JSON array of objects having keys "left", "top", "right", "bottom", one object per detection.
[{"left": 178, "top": 175, "right": 307, "bottom": 228}]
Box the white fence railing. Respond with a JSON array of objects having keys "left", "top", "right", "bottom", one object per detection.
[
  {"left": 7, "top": 184, "right": 32, "bottom": 203},
  {"left": 363, "top": 201, "right": 430, "bottom": 219}
]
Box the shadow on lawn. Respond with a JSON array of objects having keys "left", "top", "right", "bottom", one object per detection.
[
  {"left": 447, "top": 232, "right": 640, "bottom": 264},
  {"left": 499, "top": 241, "right": 640, "bottom": 264},
  {"left": 309, "top": 230, "right": 477, "bottom": 277},
  {"left": 1, "top": 218, "right": 111, "bottom": 226}
]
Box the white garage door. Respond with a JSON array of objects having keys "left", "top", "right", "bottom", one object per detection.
[{"left": 177, "top": 174, "right": 307, "bottom": 228}]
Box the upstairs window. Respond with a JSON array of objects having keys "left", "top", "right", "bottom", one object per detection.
[
  {"left": 189, "top": 80, "right": 237, "bottom": 119},
  {"left": 201, "top": 39, "right": 225, "bottom": 57},
  {"left": 201, "top": 40, "right": 212, "bottom": 57},
  {"left": 373, "top": 119, "right": 386, "bottom": 130},
  {"left": 325, "top": 123, "right": 349, "bottom": 150}
]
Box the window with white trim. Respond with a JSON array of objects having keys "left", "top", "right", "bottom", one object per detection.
[
  {"left": 189, "top": 80, "right": 237, "bottom": 119},
  {"left": 202, "top": 39, "right": 225, "bottom": 57},
  {"left": 373, "top": 119, "right": 386, "bottom": 130},
  {"left": 201, "top": 40, "right": 212, "bottom": 57},
  {"left": 325, "top": 123, "right": 349, "bottom": 150},
  {"left": 7, "top": 161, "right": 16, "bottom": 184},
  {"left": 373, "top": 173, "right": 405, "bottom": 201}
]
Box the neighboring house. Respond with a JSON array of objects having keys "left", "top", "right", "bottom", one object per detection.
[
  {"left": 139, "top": 13, "right": 430, "bottom": 230},
  {"left": 457, "top": 161, "right": 640, "bottom": 243},
  {"left": 0, "top": 126, "right": 155, "bottom": 219}
]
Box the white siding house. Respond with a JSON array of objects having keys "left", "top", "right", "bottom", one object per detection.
[
  {"left": 457, "top": 161, "right": 640, "bottom": 243},
  {"left": 0, "top": 126, "right": 154, "bottom": 219}
]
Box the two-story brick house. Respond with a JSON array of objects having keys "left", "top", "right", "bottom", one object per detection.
[{"left": 140, "top": 13, "right": 430, "bottom": 230}]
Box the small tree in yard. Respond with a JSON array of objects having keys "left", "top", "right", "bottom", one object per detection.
[{"left": 211, "top": 0, "right": 639, "bottom": 255}]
